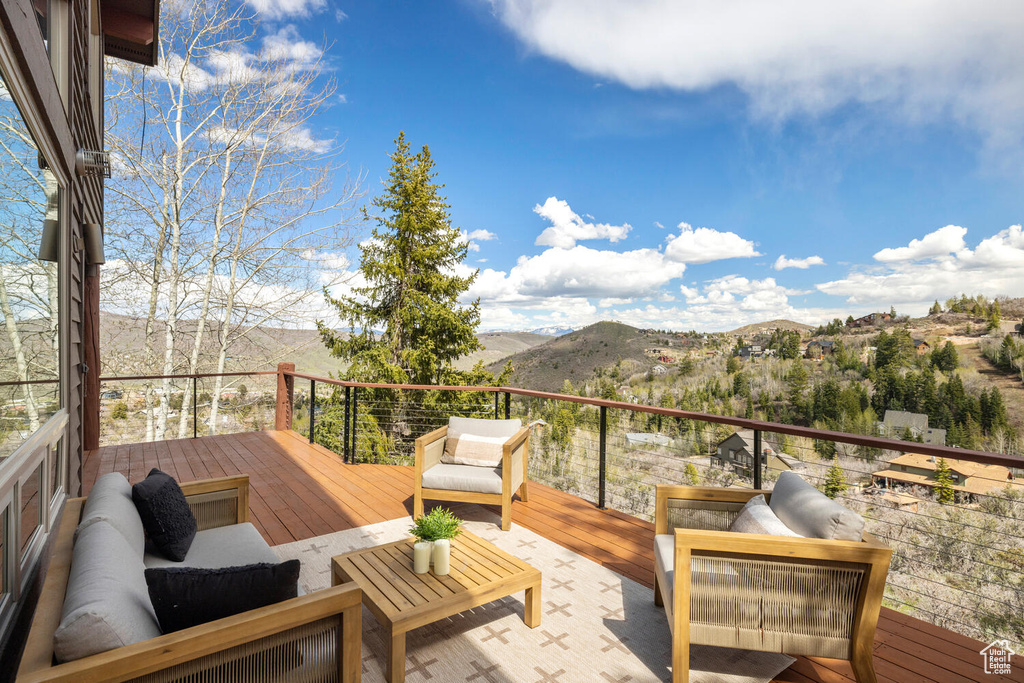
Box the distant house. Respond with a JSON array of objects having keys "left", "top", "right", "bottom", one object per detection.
[
  {"left": 879, "top": 410, "right": 946, "bottom": 446},
  {"left": 847, "top": 312, "right": 891, "bottom": 328},
  {"left": 872, "top": 453, "right": 1022, "bottom": 501},
  {"left": 805, "top": 340, "right": 836, "bottom": 360},
  {"left": 657, "top": 355, "right": 675, "bottom": 364},
  {"left": 625, "top": 433, "right": 673, "bottom": 448},
  {"left": 913, "top": 339, "right": 930, "bottom": 354},
  {"left": 767, "top": 452, "right": 807, "bottom": 474},
  {"left": 713, "top": 430, "right": 774, "bottom": 475},
  {"left": 736, "top": 344, "right": 764, "bottom": 359},
  {"left": 651, "top": 365, "right": 668, "bottom": 376}
]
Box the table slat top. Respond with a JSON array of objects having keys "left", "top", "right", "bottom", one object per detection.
[{"left": 332, "top": 530, "right": 540, "bottom": 624}]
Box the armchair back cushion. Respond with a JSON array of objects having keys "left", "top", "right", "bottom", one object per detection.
[
  {"left": 769, "top": 471, "right": 865, "bottom": 541},
  {"left": 75, "top": 472, "right": 145, "bottom": 556},
  {"left": 53, "top": 521, "right": 161, "bottom": 662},
  {"left": 442, "top": 417, "right": 522, "bottom": 468}
]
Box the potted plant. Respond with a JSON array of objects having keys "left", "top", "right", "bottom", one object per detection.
[{"left": 409, "top": 507, "right": 463, "bottom": 575}]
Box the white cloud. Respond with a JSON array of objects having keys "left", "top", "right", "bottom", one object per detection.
[
  {"left": 654, "top": 221, "right": 665, "bottom": 229},
  {"left": 245, "top": 0, "right": 326, "bottom": 20},
  {"left": 817, "top": 224, "right": 1024, "bottom": 309},
  {"left": 533, "top": 197, "right": 631, "bottom": 248},
  {"left": 460, "top": 229, "right": 498, "bottom": 252},
  {"left": 261, "top": 26, "right": 323, "bottom": 67},
  {"left": 663, "top": 223, "right": 760, "bottom": 263},
  {"left": 774, "top": 254, "right": 826, "bottom": 270},
  {"left": 488, "top": 1, "right": 1024, "bottom": 147},
  {"left": 467, "top": 245, "right": 686, "bottom": 302},
  {"left": 873, "top": 224, "right": 967, "bottom": 262}
]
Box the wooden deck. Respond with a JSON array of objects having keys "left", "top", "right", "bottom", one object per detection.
[{"left": 84, "top": 430, "right": 1021, "bottom": 683}]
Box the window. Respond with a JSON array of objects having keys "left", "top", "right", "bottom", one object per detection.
[
  {"left": 19, "top": 465, "right": 43, "bottom": 560},
  {"left": 0, "top": 69, "right": 63, "bottom": 460},
  {"left": 0, "top": 506, "right": 7, "bottom": 600}
]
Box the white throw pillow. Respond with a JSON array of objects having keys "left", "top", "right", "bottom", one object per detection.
[
  {"left": 442, "top": 417, "right": 522, "bottom": 468},
  {"left": 729, "top": 494, "right": 802, "bottom": 537}
]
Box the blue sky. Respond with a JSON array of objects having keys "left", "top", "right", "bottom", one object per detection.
[{"left": 248, "top": 0, "right": 1024, "bottom": 332}]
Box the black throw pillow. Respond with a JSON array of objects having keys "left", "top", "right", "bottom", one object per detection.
[
  {"left": 132, "top": 468, "right": 197, "bottom": 562},
  {"left": 145, "top": 560, "right": 301, "bottom": 633}
]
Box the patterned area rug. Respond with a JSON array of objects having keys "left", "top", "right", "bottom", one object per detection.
[{"left": 273, "top": 506, "right": 794, "bottom": 683}]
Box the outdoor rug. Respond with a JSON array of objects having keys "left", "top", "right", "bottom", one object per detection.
[{"left": 273, "top": 506, "right": 795, "bottom": 683}]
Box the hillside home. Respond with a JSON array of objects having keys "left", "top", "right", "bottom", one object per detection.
[
  {"left": 0, "top": 0, "right": 159, "bottom": 664},
  {"left": 872, "top": 453, "right": 1021, "bottom": 501},
  {"left": 878, "top": 410, "right": 946, "bottom": 446},
  {"left": 650, "top": 364, "right": 668, "bottom": 376},
  {"left": 846, "top": 312, "right": 891, "bottom": 328},
  {"left": 805, "top": 340, "right": 835, "bottom": 360},
  {"left": 913, "top": 339, "right": 930, "bottom": 354},
  {"left": 735, "top": 344, "right": 764, "bottom": 358}
]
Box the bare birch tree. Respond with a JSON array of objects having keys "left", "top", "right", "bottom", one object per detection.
[{"left": 103, "top": 0, "right": 362, "bottom": 440}]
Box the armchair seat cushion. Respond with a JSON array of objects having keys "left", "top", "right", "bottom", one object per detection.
[
  {"left": 769, "top": 471, "right": 865, "bottom": 541},
  {"left": 654, "top": 534, "right": 740, "bottom": 605},
  {"left": 421, "top": 463, "right": 503, "bottom": 495}
]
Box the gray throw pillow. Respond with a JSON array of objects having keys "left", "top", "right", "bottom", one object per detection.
[
  {"left": 729, "top": 494, "right": 802, "bottom": 537},
  {"left": 769, "top": 471, "right": 866, "bottom": 541}
]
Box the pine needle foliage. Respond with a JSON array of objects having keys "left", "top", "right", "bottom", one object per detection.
[{"left": 320, "top": 131, "right": 486, "bottom": 387}]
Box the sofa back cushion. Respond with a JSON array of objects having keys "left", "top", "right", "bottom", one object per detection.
[
  {"left": 76, "top": 472, "right": 145, "bottom": 556},
  {"left": 442, "top": 417, "right": 522, "bottom": 468},
  {"left": 54, "top": 521, "right": 161, "bottom": 662},
  {"left": 730, "top": 494, "right": 802, "bottom": 537},
  {"left": 769, "top": 471, "right": 865, "bottom": 541}
]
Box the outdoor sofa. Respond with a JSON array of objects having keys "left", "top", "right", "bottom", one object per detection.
[{"left": 17, "top": 473, "right": 362, "bottom": 683}]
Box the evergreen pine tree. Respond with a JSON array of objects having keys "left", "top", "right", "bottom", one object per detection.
[
  {"left": 934, "top": 458, "right": 955, "bottom": 504},
  {"left": 823, "top": 456, "right": 847, "bottom": 499},
  {"left": 684, "top": 462, "right": 700, "bottom": 486},
  {"left": 320, "top": 132, "right": 489, "bottom": 386}
]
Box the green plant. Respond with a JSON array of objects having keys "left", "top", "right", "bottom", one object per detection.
[{"left": 409, "top": 507, "right": 464, "bottom": 542}]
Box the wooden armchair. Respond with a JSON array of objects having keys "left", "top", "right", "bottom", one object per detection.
[
  {"left": 654, "top": 485, "right": 891, "bottom": 683},
  {"left": 414, "top": 420, "right": 531, "bottom": 531}
]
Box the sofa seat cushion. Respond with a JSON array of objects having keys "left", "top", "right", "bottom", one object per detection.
[
  {"left": 76, "top": 472, "right": 145, "bottom": 556},
  {"left": 133, "top": 468, "right": 197, "bottom": 562},
  {"left": 729, "top": 494, "right": 802, "bottom": 537},
  {"left": 769, "top": 471, "right": 865, "bottom": 541},
  {"left": 442, "top": 417, "right": 522, "bottom": 467},
  {"left": 54, "top": 521, "right": 161, "bottom": 662},
  {"left": 144, "top": 522, "right": 279, "bottom": 570},
  {"left": 422, "top": 463, "right": 503, "bottom": 494},
  {"left": 145, "top": 560, "right": 300, "bottom": 633}
]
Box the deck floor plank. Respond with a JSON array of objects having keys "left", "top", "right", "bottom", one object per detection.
[{"left": 82, "top": 430, "right": 1014, "bottom": 683}]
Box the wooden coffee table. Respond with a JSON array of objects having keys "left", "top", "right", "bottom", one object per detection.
[{"left": 331, "top": 530, "right": 541, "bottom": 682}]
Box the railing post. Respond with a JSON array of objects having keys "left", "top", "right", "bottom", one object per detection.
[
  {"left": 344, "top": 385, "right": 351, "bottom": 463},
  {"left": 350, "top": 386, "right": 358, "bottom": 464},
  {"left": 598, "top": 405, "right": 607, "bottom": 509},
  {"left": 494, "top": 391, "right": 499, "bottom": 420},
  {"left": 192, "top": 377, "right": 198, "bottom": 439},
  {"left": 309, "top": 379, "right": 316, "bottom": 444},
  {"left": 275, "top": 362, "right": 295, "bottom": 431},
  {"left": 504, "top": 392, "right": 511, "bottom": 420},
  {"left": 753, "top": 429, "right": 763, "bottom": 490}
]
